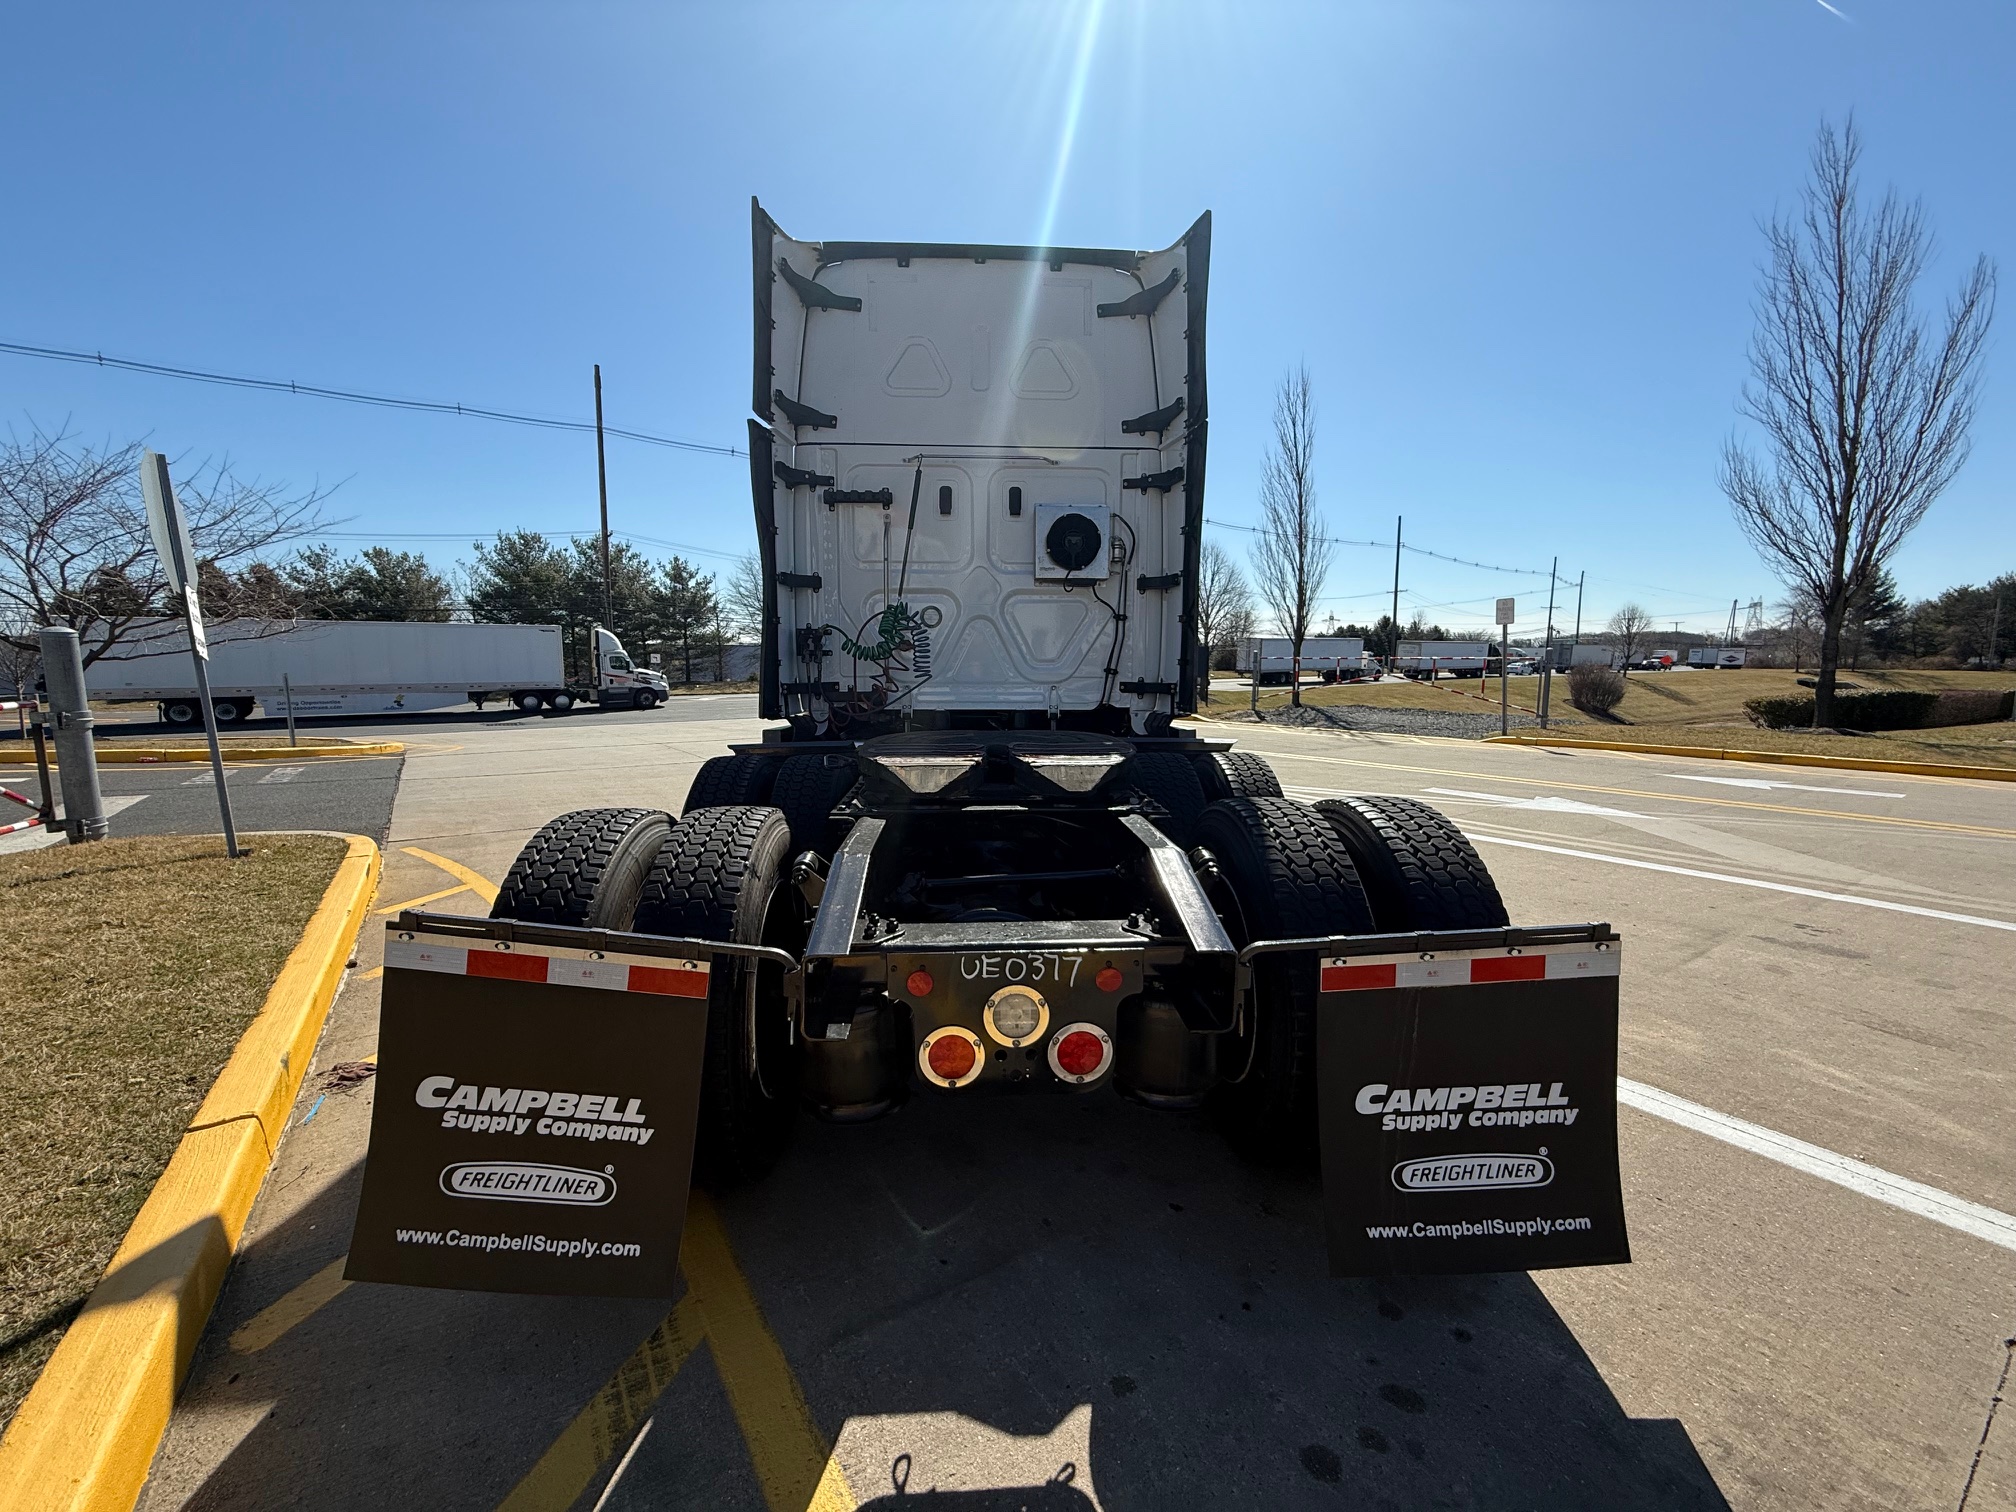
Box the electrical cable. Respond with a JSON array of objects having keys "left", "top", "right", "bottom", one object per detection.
[
  {"left": 0, "top": 340, "right": 743, "bottom": 457},
  {"left": 1205, "top": 516, "right": 1553, "bottom": 579}
]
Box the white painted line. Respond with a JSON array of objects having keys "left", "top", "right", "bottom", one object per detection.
[
  {"left": 1665, "top": 773, "right": 1906, "bottom": 799},
  {"left": 1424, "top": 786, "right": 1646, "bottom": 819},
  {"left": 258, "top": 765, "right": 306, "bottom": 784},
  {"left": 1465, "top": 831, "right": 2016, "bottom": 934},
  {"left": 1619, "top": 1077, "right": 2016, "bottom": 1254}
]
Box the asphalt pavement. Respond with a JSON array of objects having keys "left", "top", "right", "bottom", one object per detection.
[{"left": 132, "top": 709, "right": 2016, "bottom": 1511}]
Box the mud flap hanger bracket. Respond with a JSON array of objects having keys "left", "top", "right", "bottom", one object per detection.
[{"left": 392, "top": 910, "right": 805, "bottom": 978}]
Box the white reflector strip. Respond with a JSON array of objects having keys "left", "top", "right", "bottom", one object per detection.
[
  {"left": 1545, "top": 951, "right": 1620, "bottom": 980},
  {"left": 1319, "top": 942, "right": 1621, "bottom": 993},
  {"left": 384, "top": 934, "right": 710, "bottom": 998},
  {"left": 385, "top": 938, "right": 469, "bottom": 976}
]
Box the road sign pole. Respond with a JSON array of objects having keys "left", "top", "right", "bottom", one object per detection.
[
  {"left": 142, "top": 451, "right": 239, "bottom": 857},
  {"left": 283, "top": 672, "right": 298, "bottom": 747},
  {"left": 1495, "top": 597, "right": 1516, "bottom": 737},
  {"left": 37, "top": 629, "right": 108, "bottom": 843}
]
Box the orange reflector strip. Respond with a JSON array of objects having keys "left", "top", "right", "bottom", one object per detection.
[
  {"left": 1469, "top": 955, "right": 1546, "bottom": 984},
  {"left": 1320, "top": 962, "right": 1398, "bottom": 993},
  {"left": 627, "top": 965, "right": 711, "bottom": 999},
  {"left": 467, "top": 950, "right": 549, "bottom": 983}
]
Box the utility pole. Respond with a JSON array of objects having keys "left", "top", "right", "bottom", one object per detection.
[
  {"left": 1389, "top": 515, "right": 1402, "bottom": 673},
  {"left": 1572, "top": 571, "right": 1585, "bottom": 645},
  {"left": 1724, "top": 598, "right": 1740, "bottom": 646},
  {"left": 594, "top": 364, "right": 612, "bottom": 630},
  {"left": 1539, "top": 556, "right": 1558, "bottom": 728}
]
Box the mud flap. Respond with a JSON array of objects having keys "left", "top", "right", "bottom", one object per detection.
[
  {"left": 1316, "top": 931, "right": 1630, "bottom": 1276},
  {"left": 345, "top": 916, "right": 722, "bottom": 1296}
]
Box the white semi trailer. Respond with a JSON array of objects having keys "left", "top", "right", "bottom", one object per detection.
[
  {"left": 1686, "top": 647, "right": 1747, "bottom": 668},
  {"left": 1237, "top": 636, "right": 1367, "bottom": 684},
  {"left": 84, "top": 619, "right": 666, "bottom": 725},
  {"left": 1395, "top": 640, "right": 1492, "bottom": 678}
]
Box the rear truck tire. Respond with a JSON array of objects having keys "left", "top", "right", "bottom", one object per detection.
[
  {"left": 1121, "top": 751, "right": 1208, "bottom": 848},
  {"left": 514, "top": 692, "right": 543, "bottom": 714},
  {"left": 683, "top": 752, "right": 777, "bottom": 814},
  {"left": 213, "top": 698, "right": 247, "bottom": 724},
  {"left": 549, "top": 692, "right": 574, "bottom": 712},
  {"left": 490, "top": 807, "right": 672, "bottom": 929},
  {"left": 161, "top": 700, "right": 200, "bottom": 727},
  {"left": 1195, "top": 796, "right": 1375, "bottom": 1162},
  {"left": 1312, "top": 795, "right": 1510, "bottom": 932},
  {"left": 1193, "top": 749, "right": 1283, "bottom": 802},
  {"left": 634, "top": 804, "right": 802, "bottom": 1186},
  {"left": 767, "top": 753, "right": 859, "bottom": 857}
]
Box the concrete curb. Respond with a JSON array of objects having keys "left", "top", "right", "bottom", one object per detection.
[
  {"left": 1483, "top": 733, "right": 2016, "bottom": 783},
  {"left": 0, "top": 835, "right": 383, "bottom": 1512},
  {"left": 1, "top": 742, "right": 404, "bottom": 766}
]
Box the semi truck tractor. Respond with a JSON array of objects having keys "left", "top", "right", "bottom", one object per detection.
[
  {"left": 85, "top": 619, "right": 666, "bottom": 724},
  {"left": 349, "top": 205, "right": 1629, "bottom": 1293}
]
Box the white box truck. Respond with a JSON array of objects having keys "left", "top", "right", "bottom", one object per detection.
[
  {"left": 1395, "top": 640, "right": 1492, "bottom": 678},
  {"left": 1237, "top": 636, "right": 1366, "bottom": 685},
  {"left": 84, "top": 619, "right": 666, "bottom": 726}
]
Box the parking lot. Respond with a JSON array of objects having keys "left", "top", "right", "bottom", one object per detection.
[{"left": 127, "top": 705, "right": 2015, "bottom": 1511}]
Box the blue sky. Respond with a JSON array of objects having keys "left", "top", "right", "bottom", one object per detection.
[{"left": 3, "top": 1, "right": 2008, "bottom": 639}]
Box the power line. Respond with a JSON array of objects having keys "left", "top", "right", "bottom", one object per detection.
[
  {"left": 308, "top": 527, "right": 750, "bottom": 564},
  {"left": 1205, "top": 516, "right": 1553, "bottom": 579},
  {"left": 0, "top": 340, "right": 744, "bottom": 458}
]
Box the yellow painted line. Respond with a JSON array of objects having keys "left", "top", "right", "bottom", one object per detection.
[
  {"left": 0, "top": 836, "right": 381, "bottom": 1512},
  {"left": 1246, "top": 747, "right": 2016, "bottom": 842},
  {"left": 493, "top": 1194, "right": 855, "bottom": 1512},
  {"left": 359, "top": 966, "right": 384, "bottom": 980},
  {"left": 682, "top": 1193, "right": 856, "bottom": 1512},
  {"left": 362, "top": 1051, "right": 377, "bottom": 1063},
  {"left": 1486, "top": 732, "right": 2016, "bottom": 784},
  {"left": 496, "top": 1296, "right": 706, "bottom": 1512},
  {"left": 374, "top": 883, "right": 471, "bottom": 915},
  {"left": 229, "top": 1259, "right": 351, "bottom": 1355},
  {"left": 399, "top": 846, "right": 501, "bottom": 905},
  {"left": 6, "top": 742, "right": 406, "bottom": 765}
]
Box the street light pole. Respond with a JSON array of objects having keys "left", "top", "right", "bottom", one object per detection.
[
  {"left": 594, "top": 364, "right": 612, "bottom": 629},
  {"left": 1389, "top": 515, "right": 1402, "bottom": 673}
]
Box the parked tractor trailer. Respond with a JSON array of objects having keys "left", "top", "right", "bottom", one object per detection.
[
  {"left": 348, "top": 204, "right": 1629, "bottom": 1296},
  {"left": 84, "top": 618, "right": 666, "bottom": 724}
]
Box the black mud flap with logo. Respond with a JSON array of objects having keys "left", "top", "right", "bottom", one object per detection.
[
  {"left": 1313, "top": 925, "right": 1630, "bottom": 1277},
  {"left": 345, "top": 913, "right": 756, "bottom": 1297}
]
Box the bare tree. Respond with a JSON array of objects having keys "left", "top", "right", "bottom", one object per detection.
[
  {"left": 1607, "top": 603, "right": 1653, "bottom": 673},
  {"left": 1252, "top": 366, "right": 1331, "bottom": 708},
  {"left": 724, "top": 554, "right": 766, "bottom": 642},
  {"left": 1721, "top": 119, "right": 1995, "bottom": 726},
  {"left": 0, "top": 424, "right": 332, "bottom": 667},
  {"left": 1192, "top": 540, "right": 1253, "bottom": 703}
]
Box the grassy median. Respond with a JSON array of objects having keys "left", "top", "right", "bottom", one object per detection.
[
  {"left": 1199, "top": 667, "right": 2016, "bottom": 767},
  {"left": 0, "top": 833, "right": 347, "bottom": 1431}
]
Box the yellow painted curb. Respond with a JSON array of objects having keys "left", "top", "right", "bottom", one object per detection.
[
  {"left": 1, "top": 742, "right": 403, "bottom": 766},
  {"left": 1483, "top": 733, "right": 2016, "bottom": 783},
  {"left": 0, "top": 836, "right": 383, "bottom": 1512}
]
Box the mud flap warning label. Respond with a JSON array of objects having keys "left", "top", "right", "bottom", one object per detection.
[
  {"left": 1318, "top": 942, "right": 1630, "bottom": 1276},
  {"left": 346, "top": 929, "right": 708, "bottom": 1296}
]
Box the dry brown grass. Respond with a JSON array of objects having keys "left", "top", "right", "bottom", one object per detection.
[
  {"left": 100, "top": 733, "right": 355, "bottom": 749},
  {"left": 0, "top": 834, "right": 346, "bottom": 1429},
  {"left": 1200, "top": 666, "right": 2016, "bottom": 733}
]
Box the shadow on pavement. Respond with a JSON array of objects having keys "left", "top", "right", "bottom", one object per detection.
[{"left": 149, "top": 1088, "right": 1728, "bottom": 1512}]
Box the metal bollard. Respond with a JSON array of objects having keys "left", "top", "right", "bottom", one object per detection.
[{"left": 38, "top": 627, "right": 109, "bottom": 843}]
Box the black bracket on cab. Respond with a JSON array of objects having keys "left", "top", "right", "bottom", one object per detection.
[
  {"left": 1121, "top": 397, "right": 1184, "bottom": 436},
  {"left": 1136, "top": 572, "right": 1183, "bottom": 592},
  {"left": 773, "top": 390, "right": 837, "bottom": 430},
  {"left": 823, "top": 488, "right": 894, "bottom": 509},
  {"left": 776, "top": 571, "right": 823, "bottom": 590},
  {"left": 777, "top": 258, "right": 862, "bottom": 312},
  {"left": 783, "top": 680, "right": 841, "bottom": 697},
  {"left": 1123, "top": 466, "right": 1185, "bottom": 493},
  {"left": 1119, "top": 680, "right": 1178, "bottom": 696},
  {"left": 774, "top": 460, "right": 835, "bottom": 489},
  {"left": 1097, "top": 267, "right": 1180, "bottom": 319}
]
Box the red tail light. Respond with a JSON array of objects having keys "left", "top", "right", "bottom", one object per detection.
[
  {"left": 1048, "top": 1023, "right": 1113, "bottom": 1083},
  {"left": 1094, "top": 966, "right": 1124, "bottom": 993},
  {"left": 906, "top": 969, "right": 935, "bottom": 998},
  {"left": 918, "top": 1027, "right": 984, "bottom": 1088}
]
